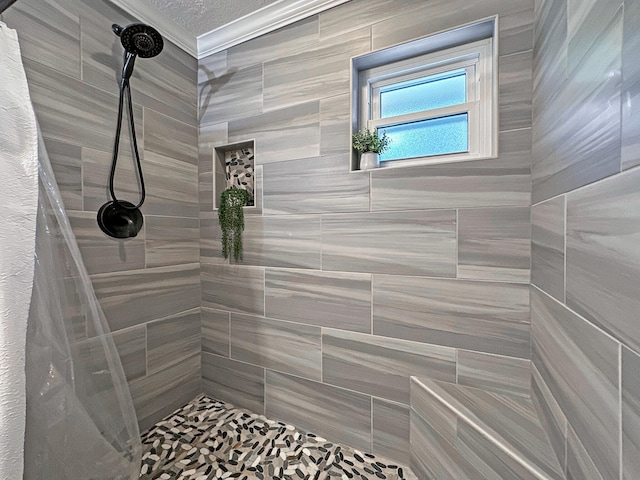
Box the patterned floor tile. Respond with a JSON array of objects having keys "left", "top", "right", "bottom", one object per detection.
[{"left": 140, "top": 395, "right": 416, "bottom": 480}]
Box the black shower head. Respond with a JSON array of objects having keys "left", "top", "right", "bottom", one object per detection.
[{"left": 112, "top": 23, "right": 163, "bottom": 58}]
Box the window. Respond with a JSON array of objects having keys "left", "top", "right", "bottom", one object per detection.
[{"left": 352, "top": 19, "right": 497, "bottom": 170}]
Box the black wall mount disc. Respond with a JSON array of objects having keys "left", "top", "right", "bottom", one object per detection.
[{"left": 97, "top": 200, "right": 143, "bottom": 238}]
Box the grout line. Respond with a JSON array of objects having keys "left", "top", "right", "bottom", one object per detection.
[
  {"left": 79, "top": 16, "right": 84, "bottom": 83},
  {"left": 564, "top": 415, "right": 568, "bottom": 476},
  {"left": 456, "top": 348, "right": 530, "bottom": 363},
  {"left": 144, "top": 324, "right": 149, "bottom": 376},
  {"left": 455, "top": 209, "right": 459, "bottom": 279},
  {"left": 528, "top": 205, "right": 532, "bottom": 286},
  {"left": 563, "top": 194, "right": 567, "bottom": 305},
  {"left": 262, "top": 267, "right": 266, "bottom": 317},
  {"left": 320, "top": 327, "right": 324, "bottom": 382},
  {"left": 455, "top": 348, "right": 459, "bottom": 384},
  {"left": 620, "top": 0, "right": 626, "bottom": 179},
  {"left": 370, "top": 275, "right": 374, "bottom": 334},
  {"left": 370, "top": 396, "right": 374, "bottom": 454},
  {"left": 258, "top": 264, "right": 525, "bottom": 283},
  {"left": 368, "top": 169, "right": 372, "bottom": 213},
  {"left": 535, "top": 160, "right": 640, "bottom": 209},
  {"left": 619, "top": 343, "right": 623, "bottom": 480},
  {"left": 320, "top": 215, "right": 323, "bottom": 272},
  {"left": 263, "top": 366, "right": 267, "bottom": 416}
]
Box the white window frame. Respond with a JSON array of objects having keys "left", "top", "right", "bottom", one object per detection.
[{"left": 350, "top": 18, "right": 498, "bottom": 171}]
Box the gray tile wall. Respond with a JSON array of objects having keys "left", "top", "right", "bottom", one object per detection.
[
  {"left": 5, "top": 0, "right": 201, "bottom": 431},
  {"left": 22, "top": 0, "right": 640, "bottom": 473},
  {"left": 199, "top": 0, "right": 534, "bottom": 465},
  {"left": 20, "top": 0, "right": 640, "bottom": 475},
  {"left": 17, "top": 0, "right": 639, "bottom": 475},
  {"left": 531, "top": 0, "right": 640, "bottom": 479}
]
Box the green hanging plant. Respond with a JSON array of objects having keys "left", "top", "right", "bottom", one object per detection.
[{"left": 218, "top": 187, "right": 250, "bottom": 261}]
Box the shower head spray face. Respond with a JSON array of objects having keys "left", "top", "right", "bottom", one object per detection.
[{"left": 112, "top": 23, "right": 164, "bottom": 58}]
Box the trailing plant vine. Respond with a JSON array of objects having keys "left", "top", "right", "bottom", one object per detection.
[{"left": 218, "top": 187, "right": 250, "bottom": 261}]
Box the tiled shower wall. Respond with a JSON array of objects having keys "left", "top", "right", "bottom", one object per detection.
[
  {"left": 4, "top": 0, "right": 200, "bottom": 431},
  {"left": 531, "top": 0, "right": 640, "bottom": 479},
  {"left": 199, "top": 0, "right": 534, "bottom": 465}
]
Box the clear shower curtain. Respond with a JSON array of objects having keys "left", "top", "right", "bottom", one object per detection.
[
  {"left": 23, "top": 132, "right": 143, "bottom": 479},
  {"left": 0, "top": 24, "right": 143, "bottom": 479}
]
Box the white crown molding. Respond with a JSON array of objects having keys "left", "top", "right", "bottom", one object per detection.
[
  {"left": 110, "top": 0, "right": 198, "bottom": 57},
  {"left": 110, "top": 0, "right": 352, "bottom": 59},
  {"left": 197, "top": 0, "right": 352, "bottom": 59}
]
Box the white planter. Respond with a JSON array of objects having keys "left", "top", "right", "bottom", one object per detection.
[{"left": 359, "top": 152, "right": 379, "bottom": 170}]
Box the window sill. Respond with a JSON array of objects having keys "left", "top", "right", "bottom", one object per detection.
[{"left": 350, "top": 151, "right": 498, "bottom": 172}]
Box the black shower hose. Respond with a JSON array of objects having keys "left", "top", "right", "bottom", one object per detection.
[{"left": 108, "top": 76, "right": 145, "bottom": 210}]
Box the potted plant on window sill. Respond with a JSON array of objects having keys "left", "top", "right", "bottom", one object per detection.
[
  {"left": 352, "top": 128, "right": 391, "bottom": 170},
  {"left": 218, "top": 187, "right": 250, "bottom": 261}
]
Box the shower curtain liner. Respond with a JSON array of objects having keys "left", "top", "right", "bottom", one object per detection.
[
  {"left": 24, "top": 131, "right": 142, "bottom": 480},
  {"left": 1, "top": 22, "right": 142, "bottom": 479}
]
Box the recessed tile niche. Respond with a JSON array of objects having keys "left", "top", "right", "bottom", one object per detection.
[{"left": 213, "top": 140, "right": 260, "bottom": 211}]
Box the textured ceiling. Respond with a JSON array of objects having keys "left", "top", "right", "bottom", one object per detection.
[{"left": 142, "top": 0, "right": 280, "bottom": 37}]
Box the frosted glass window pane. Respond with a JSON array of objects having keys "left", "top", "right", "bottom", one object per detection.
[
  {"left": 380, "top": 70, "right": 466, "bottom": 118},
  {"left": 379, "top": 114, "right": 468, "bottom": 161}
]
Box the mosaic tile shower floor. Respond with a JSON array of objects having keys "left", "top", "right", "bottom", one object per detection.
[{"left": 139, "top": 395, "right": 416, "bottom": 480}]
